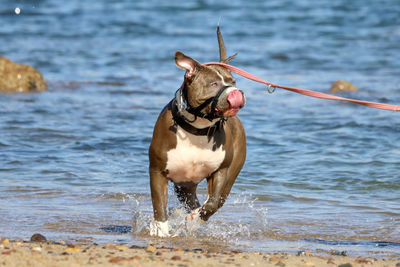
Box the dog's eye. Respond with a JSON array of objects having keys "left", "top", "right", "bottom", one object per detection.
[{"left": 209, "top": 82, "right": 219, "bottom": 88}]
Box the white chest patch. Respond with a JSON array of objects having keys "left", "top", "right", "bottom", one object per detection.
[{"left": 166, "top": 127, "right": 225, "bottom": 184}]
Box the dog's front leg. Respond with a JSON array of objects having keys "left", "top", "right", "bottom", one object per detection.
[
  {"left": 149, "top": 169, "right": 169, "bottom": 237},
  {"left": 183, "top": 169, "right": 227, "bottom": 233},
  {"left": 186, "top": 168, "right": 228, "bottom": 223}
]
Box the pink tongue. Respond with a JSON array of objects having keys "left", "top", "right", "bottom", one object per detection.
[{"left": 227, "top": 90, "right": 243, "bottom": 109}]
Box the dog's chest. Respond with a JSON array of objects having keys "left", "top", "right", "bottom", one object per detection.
[{"left": 165, "top": 127, "right": 225, "bottom": 184}]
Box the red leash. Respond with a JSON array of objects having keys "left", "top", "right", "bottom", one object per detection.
[{"left": 204, "top": 62, "right": 400, "bottom": 112}]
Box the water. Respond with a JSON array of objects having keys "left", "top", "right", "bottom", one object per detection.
[{"left": 1, "top": 0, "right": 400, "bottom": 258}]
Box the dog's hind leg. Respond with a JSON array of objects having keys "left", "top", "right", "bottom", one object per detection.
[{"left": 174, "top": 182, "right": 201, "bottom": 212}]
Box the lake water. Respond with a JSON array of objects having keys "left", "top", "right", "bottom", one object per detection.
[{"left": 1, "top": 0, "right": 399, "bottom": 258}]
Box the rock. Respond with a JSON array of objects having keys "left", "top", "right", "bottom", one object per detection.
[
  {"left": 115, "top": 245, "right": 128, "bottom": 250},
  {"left": 30, "top": 233, "right": 47, "bottom": 242},
  {"left": 129, "top": 244, "right": 143, "bottom": 249},
  {"left": 109, "top": 257, "right": 126, "bottom": 263},
  {"left": 0, "top": 57, "right": 47, "bottom": 92},
  {"left": 64, "top": 247, "right": 80, "bottom": 253},
  {"left": 297, "top": 251, "right": 306, "bottom": 256},
  {"left": 2, "top": 249, "right": 17, "bottom": 255},
  {"left": 171, "top": 255, "right": 182, "bottom": 261},
  {"left": 146, "top": 245, "right": 157, "bottom": 252},
  {"left": 329, "top": 249, "right": 347, "bottom": 256},
  {"left": 0, "top": 238, "right": 10, "bottom": 244},
  {"left": 338, "top": 264, "right": 353, "bottom": 267},
  {"left": 329, "top": 80, "right": 358, "bottom": 93},
  {"left": 109, "top": 256, "right": 138, "bottom": 263},
  {"left": 356, "top": 258, "right": 372, "bottom": 264},
  {"left": 31, "top": 246, "right": 42, "bottom": 252},
  {"left": 326, "top": 258, "right": 335, "bottom": 264},
  {"left": 105, "top": 244, "right": 128, "bottom": 250}
]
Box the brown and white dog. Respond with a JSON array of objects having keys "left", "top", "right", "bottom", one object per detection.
[{"left": 148, "top": 27, "right": 246, "bottom": 237}]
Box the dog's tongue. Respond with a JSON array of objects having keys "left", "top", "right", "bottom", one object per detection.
[{"left": 227, "top": 90, "right": 243, "bottom": 109}]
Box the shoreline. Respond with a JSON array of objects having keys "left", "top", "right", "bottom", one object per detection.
[{"left": 1, "top": 237, "right": 399, "bottom": 267}]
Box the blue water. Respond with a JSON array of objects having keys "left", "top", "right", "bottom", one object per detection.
[{"left": 1, "top": 0, "right": 400, "bottom": 257}]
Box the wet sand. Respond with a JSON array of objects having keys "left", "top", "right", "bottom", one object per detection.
[{"left": 1, "top": 237, "right": 399, "bottom": 267}]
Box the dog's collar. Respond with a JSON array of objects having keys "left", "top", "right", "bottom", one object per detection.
[{"left": 171, "top": 95, "right": 225, "bottom": 137}]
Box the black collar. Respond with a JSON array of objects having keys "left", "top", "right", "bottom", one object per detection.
[{"left": 171, "top": 96, "right": 225, "bottom": 137}]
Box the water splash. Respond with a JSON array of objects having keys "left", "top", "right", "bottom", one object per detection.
[{"left": 128, "top": 191, "right": 269, "bottom": 246}]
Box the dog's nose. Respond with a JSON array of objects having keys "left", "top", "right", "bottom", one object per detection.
[{"left": 227, "top": 90, "right": 245, "bottom": 109}]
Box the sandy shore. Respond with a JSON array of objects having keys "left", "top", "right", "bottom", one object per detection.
[{"left": 0, "top": 237, "right": 399, "bottom": 267}]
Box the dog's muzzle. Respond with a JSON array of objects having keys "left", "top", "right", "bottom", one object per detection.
[
  {"left": 176, "top": 85, "right": 245, "bottom": 122},
  {"left": 219, "top": 88, "right": 245, "bottom": 117}
]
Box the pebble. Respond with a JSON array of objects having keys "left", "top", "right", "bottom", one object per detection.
[
  {"left": 329, "top": 249, "right": 347, "bottom": 256},
  {"left": 30, "top": 233, "right": 47, "bottom": 242},
  {"left": 2, "top": 249, "right": 17, "bottom": 255},
  {"left": 207, "top": 247, "right": 220, "bottom": 253},
  {"left": 0, "top": 238, "right": 9, "bottom": 244},
  {"left": 356, "top": 258, "right": 372, "bottom": 264},
  {"left": 108, "top": 256, "right": 140, "bottom": 263},
  {"left": 326, "top": 258, "right": 335, "bottom": 264},
  {"left": 171, "top": 255, "right": 182, "bottom": 261},
  {"left": 130, "top": 245, "right": 143, "bottom": 249},
  {"left": 109, "top": 257, "right": 127, "bottom": 263},
  {"left": 146, "top": 245, "right": 156, "bottom": 252},
  {"left": 64, "top": 247, "right": 80, "bottom": 253},
  {"left": 32, "top": 247, "right": 42, "bottom": 252},
  {"left": 105, "top": 244, "right": 128, "bottom": 251},
  {"left": 269, "top": 257, "right": 281, "bottom": 263},
  {"left": 297, "top": 251, "right": 313, "bottom": 256}
]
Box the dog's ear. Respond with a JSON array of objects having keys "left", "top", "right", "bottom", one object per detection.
[{"left": 175, "top": 51, "right": 202, "bottom": 79}]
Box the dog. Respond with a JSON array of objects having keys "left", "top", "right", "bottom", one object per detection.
[{"left": 148, "top": 27, "right": 246, "bottom": 237}]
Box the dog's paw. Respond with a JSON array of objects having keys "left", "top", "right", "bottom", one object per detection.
[
  {"left": 185, "top": 207, "right": 201, "bottom": 221},
  {"left": 185, "top": 208, "right": 205, "bottom": 233},
  {"left": 149, "top": 220, "right": 170, "bottom": 237}
]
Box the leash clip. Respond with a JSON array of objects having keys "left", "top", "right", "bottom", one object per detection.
[{"left": 266, "top": 84, "right": 276, "bottom": 94}]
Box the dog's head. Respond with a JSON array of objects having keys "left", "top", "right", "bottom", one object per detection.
[{"left": 175, "top": 28, "right": 245, "bottom": 119}]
